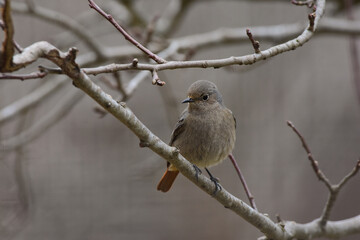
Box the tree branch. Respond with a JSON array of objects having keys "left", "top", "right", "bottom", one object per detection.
[
  {"left": 2, "top": 24, "right": 360, "bottom": 237},
  {"left": 82, "top": 0, "right": 325, "bottom": 75},
  {"left": 0, "top": 71, "right": 47, "bottom": 80},
  {"left": 284, "top": 216, "right": 360, "bottom": 239},
  {"left": 88, "top": 0, "right": 166, "bottom": 64},
  {"left": 229, "top": 153, "right": 257, "bottom": 210},
  {"left": 10, "top": 1, "right": 105, "bottom": 59},
  {"left": 286, "top": 121, "right": 332, "bottom": 187},
  {"left": 287, "top": 120, "right": 360, "bottom": 227},
  {"left": 44, "top": 44, "right": 360, "bottom": 240},
  {"left": 33, "top": 45, "right": 284, "bottom": 240},
  {"left": 320, "top": 159, "right": 360, "bottom": 226},
  {"left": 0, "top": 0, "right": 16, "bottom": 72}
]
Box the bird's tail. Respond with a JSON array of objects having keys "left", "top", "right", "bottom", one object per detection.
[{"left": 157, "top": 169, "right": 179, "bottom": 192}]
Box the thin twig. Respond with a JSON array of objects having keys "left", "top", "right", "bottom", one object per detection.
[
  {"left": 287, "top": 120, "right": 360, "bottom": 227},
  {"left": 246, "top": 29, "right": 260, "bottom": 53},
  {"left": 0, "top": 71, "right": 47, "bottom": 80},
  {"left": 11, "top": 1, "right": 105, "bottom": 59},
  {"left": 337, "top": 159, "right": 360, "bottom": 189},
  {"left": 83, "top": 0, "right": 325, "bottom": 76},
  {"left": 286, "top": 121, "right": 332, "bottom": 189},
  {"left": 151, "top": 70, "right": 165, "bottom": 86},
  {"left": 320, "top": 159, "right": 360, "bottom": 226},
  {"left": 88, "top": 0, "right": 166, "bottom": 64},
  {"left": 228, "top": 153, "right": 257, "bottom": 211}
]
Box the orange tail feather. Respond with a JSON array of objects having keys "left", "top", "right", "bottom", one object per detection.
[{"left": 157, "top": 169, "right": 179, "bottom": 192}]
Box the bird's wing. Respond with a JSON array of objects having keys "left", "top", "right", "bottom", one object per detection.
[{"left": 169, "top": 109, "right": 188, "bottom": 146}]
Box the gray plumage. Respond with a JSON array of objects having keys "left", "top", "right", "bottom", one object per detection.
[
  {"left": 170, "top": 80, "right": 236, "bottom": 168},
  {"left": 158, "top": 80, "right": 236, "bottom": 192}
]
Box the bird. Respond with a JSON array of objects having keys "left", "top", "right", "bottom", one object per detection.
[{"left": 157, "top": 80, "right": 236, "bottom": 192}]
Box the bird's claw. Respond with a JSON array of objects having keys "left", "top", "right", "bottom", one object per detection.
[
  {"left": 193, "top": 164, "right": 202, "bottom": 181},
  {"left": 209, "top": 175, "right": 222, "bottom": 195}
]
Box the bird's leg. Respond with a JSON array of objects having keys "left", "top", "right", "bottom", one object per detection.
[
  {"left": 205, "top": 168, "right": 222, "bottom": 195},
  {"left": 192, "top": 164, "right": 202, "bottom": 181}
]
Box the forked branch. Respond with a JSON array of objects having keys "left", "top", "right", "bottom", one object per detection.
[
  {"left": 287, "top": 121, "right": 360, "bottom": 226},
  {"left": 88, "top": 0, "right": 166, "bottom": 64}
]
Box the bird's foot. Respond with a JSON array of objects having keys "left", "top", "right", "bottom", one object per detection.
[
  {"left": 193, "top": 164, "right": 202, "bottom": 181},
  {"left": 205, "top": 168, "right": 222, "bottom": 195}
]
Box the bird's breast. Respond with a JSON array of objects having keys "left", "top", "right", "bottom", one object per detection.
[{"left": 173, "top": 108, "right": 236, "bottom": 167}]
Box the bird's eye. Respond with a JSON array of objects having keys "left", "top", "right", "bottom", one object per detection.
[{"left": 202, "top": 94, "right": 209, "bottom": 101}]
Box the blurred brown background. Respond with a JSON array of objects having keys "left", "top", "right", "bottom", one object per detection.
[{"left": 1, "top": 0, "right": 360, "bottom": 239}]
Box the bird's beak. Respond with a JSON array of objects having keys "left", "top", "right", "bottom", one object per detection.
[{"left": 182, "top": 97, "right": 194, "bottom": 103}]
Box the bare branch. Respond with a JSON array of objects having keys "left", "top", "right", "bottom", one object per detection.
[
  {"left": 151, "top": 70, "right": 165, "bottom": 86},
  {"left": 88, "top": 0, "right": 166, "bottom": 64},
  {"left": 83, "top": 0, "right": 326, "bottom": 75},
  {"left": 286, "top": 120, "right": 332, "bottom": 188},
  {"left": 246, "top": 28, "right": 261, "bottom": 53},
  {"left": 285, "top": 216, "right": 360, "bottom": 239},
  {"left": 287, "top": 120, "right": 360, "bottom": 227},
  {"left": 228, "top": 153, "right": 257, "bottom": 210},
  {"left": 320, "top": 159, "right": 360, "bottom": 226},
  {"left": 0, "top": 0, "right": 16, "bottom": 72},
  {"left": 4, "top": 23, "right": 360, "bottom": 238},
  {"left": 11, "top": 1, "right": 105, "bottom": 59},
  {"left": 49, "top": 45, "right": 360, "bottom": 240},
  {"left": 0, "top": 71, "right": 47, "bottom": 80},
  {"left": 337, "top": 159, "right": 360, "bottom": 189},
  {"left": 48, "top": 50, "right": 284, "bottom": 240}
]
